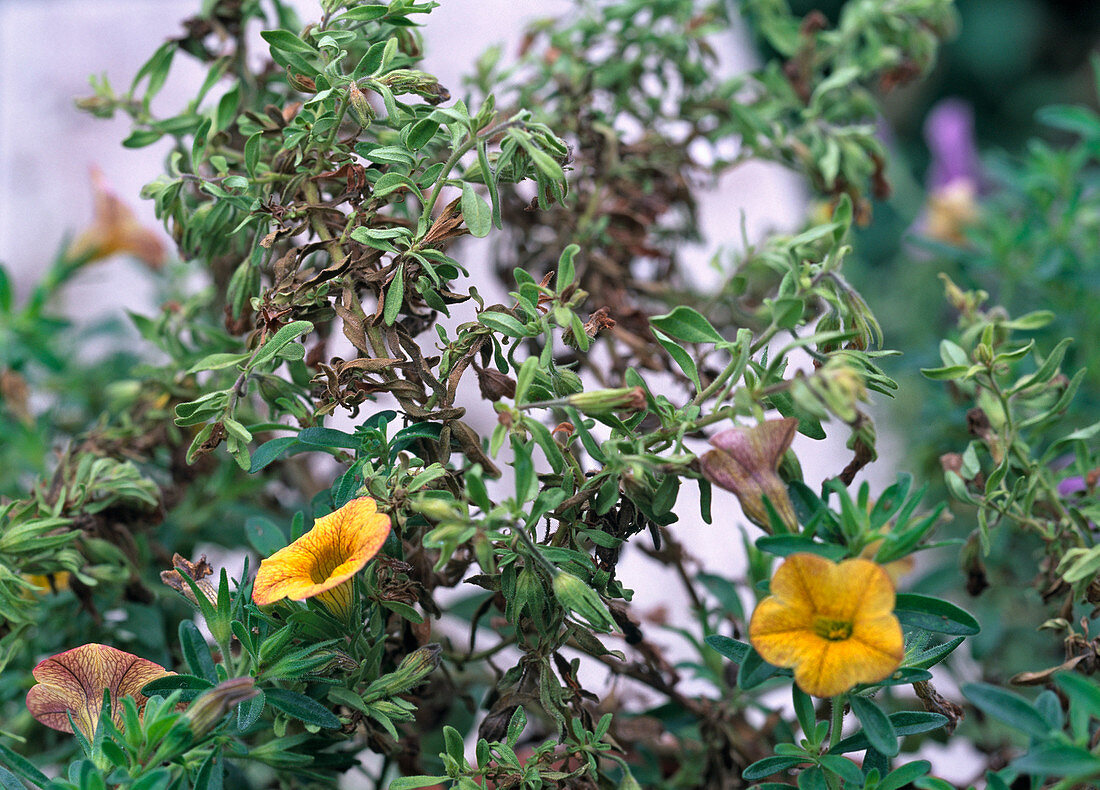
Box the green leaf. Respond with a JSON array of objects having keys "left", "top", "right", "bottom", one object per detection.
[
  {"left": 830, "top": 712, "right": 947, "bottom": 753},
  {"left": 962, "top": 683, "right": 1053, "bottom": 740},
  {"left": 405, "top": 118, "right": 440, "bottom": 150},
  {"left": 260, "top": 30, "right": 316, "bottom": 55},
  {"left": 264, "top": 687, "right": 341, "bottom": 728},
  {"left": 696, "top": 572, "right": 744, "bottom": 620},
  {"left": 141, "top": 674, "right": 214, "bottom": 696},
  {"left": 652, "top": 328, "right": 701, "bottom": 392},
  {"left": 704, "top": 634, "right": 750, "bottom": 664},
  {"left": 388, "top": 778, "right": 451, "bottom": 790},
  {"left": 650, "top": 306, "right": 724, "bottom": 344},
  {"left": 1012, "top": 742, "right": 1100, "bottom": 779},
  {"left": 906, "top": 636, "right": 965, "bottom": 670},
  {"left": 878, "top": 760, "right": 932, "bottom": 790},
  {"left": 237, "top": 690, "right": 266, "bottom": 731},
  {"left": 122, "top": 129, "right": 165, "bottom": 148},
  {"left": 245, "top": 516, "right": 287, "bottom": 556},
  {"left": 479, "top": 311, "right": 529, "bottom": 338},
  {"left": 384, "top": 264, "right": 405, "bottom": 325},
  {"left": 848, "top": 695, "right": 898, "bottom": 757},
  {"left": 252, "top": 321, "right": 314, "bottom": 368},
  {"left": 792, "top": 686, "right": 816, "bottom": 736},
  {"left": 742, "top": 756, "right": 805, "bottom": 781},
  {"left": 461, "top": 183, "right": 492, "bottom": 238},
  {"left": 337, "top": 5, "right": 389, "bottom": 21},
  {"left": 179, "top": 621, "right": 217, "bottom": 683},
  {"left": 297, "top": 427, "right": 360, "bottom": 450},
  {"left": 894, "top": 594, "right": 980, "bottom": 635},
  {"left": 738, "top": 646, "right": 786, "bottom": 689},
  {"left": 248, "top": 437, "right": 302, "bottom": 473}
]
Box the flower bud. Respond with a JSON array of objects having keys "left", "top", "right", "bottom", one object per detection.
[
  {"left": 698, "top": 418, "right": 799, "bottom": 532},
  {"left": 184, "top": 677, "right": 260, "bottom": 737},
  {"left": 285, "top": 68, "right": 316, "bottom": 93},
  {"left": 362, "top": 644, "right": 442, "bottom": 701},
  {"left": 566, "top": 386, "right": 646, "bottom": 415},
  {"left": 346, "top": 83, "right": 375, "bottom": 128},
  {"left": 552, "top": 571, "right": 616, "bottom": 632}
]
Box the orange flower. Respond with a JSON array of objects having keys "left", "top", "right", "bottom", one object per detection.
[
  {"left": 66, "top": 167, "right": 165, "bottom": 268},
  {"left": 252, "top": 497, "right": 391, "bottom": 616},
  {"left": 749, "top": 553, "right": 904, "bottom": 697},
  {"left": 26, "top": 643, "right": 173, "bottom": 738}
]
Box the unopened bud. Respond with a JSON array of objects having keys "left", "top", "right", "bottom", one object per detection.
[
  {"left": 347, "top": 83, "right": 374, "bottom": 128},
  {"left": 286, "top": 69, "right": 316, "bottom": 93},
  {"left": 184, "top": 677, "right": 260, "bottom": 737},
  {"left": 410, "top": 497, "right": 460, "bottom": 522},
  {"left": 363, "top": 644, "right": 442, "bottom": 701},
  {"left": 566, "top": 386, "right": 646, "bottom": 415},
  {"left": 552, "top": 571, "right": 616, "bottom": 632}
]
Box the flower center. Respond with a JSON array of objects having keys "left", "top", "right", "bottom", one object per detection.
[{"left": 812, "top": 616, "right": 853, "bottom": 641}]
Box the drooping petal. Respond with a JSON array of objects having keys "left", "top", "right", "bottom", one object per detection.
[{"left": 26, "top": 644, "right": 172, "bottom": 737}]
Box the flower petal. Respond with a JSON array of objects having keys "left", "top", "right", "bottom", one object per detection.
[
  {"left": 749, "top": 553, "right": 904, "bottom": 697},
  {"left": 700, "top": 418, "right": 799, "bottom": 530},
  {"left": 792, "top": 623, "right": 904, "bottom": 698},
  {"left": 252, "top": 497, "right": 391, "bottom": 607},
  {"left": 26, "top": 644, "right": 172, "bottom": 736}
]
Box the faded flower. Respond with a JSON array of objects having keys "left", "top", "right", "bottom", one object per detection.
[
  {"left": 26, "top": 643, "right": 173, "bottom": 737},
  {"left": 698, "top": 418, "right": 798, "bottom": 531},
  {"left": 66, "top": 167, "right": 166, "bottom": 268}
]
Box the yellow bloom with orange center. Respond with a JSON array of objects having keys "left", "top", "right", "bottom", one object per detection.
[
  {"left": 252, "top": 497, "right": 391, "bottom": 616},
  {"left": 749, "top": 553, "right": 904, "bottom": 698}
]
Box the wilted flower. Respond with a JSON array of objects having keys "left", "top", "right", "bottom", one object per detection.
[
  {"left": 252, "top": 496, "right": 391, "bottom": 616},
  {"left": 66, "top": 167, "right": 166, "bottom": 268},
  {"left": 26, "top": 643, "right": 173, "bottom": 737},
  {"left": 698, "top": 418, "right": 798, "bottom": 532},
  {"left": 749, "top": 553, "right": 904, "bottom": 697},
  {"left": 160, "top": 553, "right": 217, "bottom": 608}
]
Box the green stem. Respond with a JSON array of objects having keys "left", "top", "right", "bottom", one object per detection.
[{"left": 829, "top": 694, "right": 846, "bottom": 750}]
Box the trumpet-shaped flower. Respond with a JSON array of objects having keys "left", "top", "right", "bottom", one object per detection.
[
  {"left": 252, "top": 496, "right": 391, "bottom": 615},
  {"left": 66, "top": 167, "right": 165, "bottom": 268},
  {"left": 749, "top": 553, "right": 904, "bottom": 697},
  {"left": 26, "top": 643, "right": 172, "bottom": 737},
  {"left": 698, "top": 418, "right": 798, "bottom": 531}
]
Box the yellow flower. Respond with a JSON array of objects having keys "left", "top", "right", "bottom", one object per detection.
[
  {"left": 66, "top": 167, "right": 165, "bottom": 268},
  {"left": 26, "top": 643, "right": 172, "bottom": 738},
  {"left": 252, "top": 497, "right": 391, "bottom": 616},
  {"left": 749, "top": 553, "right": 904, "bottom": 697}
]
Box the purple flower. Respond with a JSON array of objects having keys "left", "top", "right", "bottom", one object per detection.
[
  {"left": 924, "top": 98, "right": 980, "bottom": 191},
  {"left": 1058, "top": 476, "right": 1087, "bottom": 498}
]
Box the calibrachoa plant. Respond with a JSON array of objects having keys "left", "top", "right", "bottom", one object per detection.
[{"left": 0, "top": 1, "right": 1098, "bottom": 789}]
